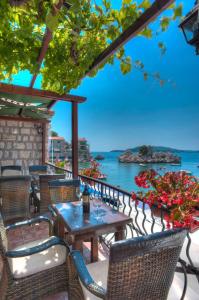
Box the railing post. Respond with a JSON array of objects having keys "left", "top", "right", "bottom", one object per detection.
[{"left": 72, "top": 102, "right": 78, "bottom": 178}]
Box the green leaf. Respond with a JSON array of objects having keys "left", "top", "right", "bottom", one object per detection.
[
  {"left": 46, "top": 12, "right": 59, "bottom": 32},
  {"left": 139, "top": 0, "right": 151, "bottom": 10},
  {"left": 173, "top": 4, "right": 183, "bottom": 20},
  {"left": 141, "top": 27, "right": 152, "bottom": 38}
]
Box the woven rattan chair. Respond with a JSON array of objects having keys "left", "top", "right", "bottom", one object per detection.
[
  {"left": 0, "top": 176, "right": 31, "bottom": 224},
  {"left": 0, "top": 212, "right": 83, "bottom": 300},
  {"left": 39, "top": 174, "right": 65, "bottom": 213},
  {"left": 48, "top": 179, "right": 80, "bottom": 204},
  {"left": 29, "top": 165, "right": 48, "bottom": 176},
  {"left": 29, "top": 165, "right": 48, "bottom": 209},
  {"left": 71, "top": 229, "right": 187, "bottom": 300},
  {"left": 1, "top": 166, "right": 23, "bottom": 176}
]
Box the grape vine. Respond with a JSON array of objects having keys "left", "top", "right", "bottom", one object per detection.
[{"left": 0, "top": 0, "right": 183, "bottom": 93}]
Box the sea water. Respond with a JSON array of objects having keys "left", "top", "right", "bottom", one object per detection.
[{"left": 92, "top": 151, "right": 199, "bottom": 192}]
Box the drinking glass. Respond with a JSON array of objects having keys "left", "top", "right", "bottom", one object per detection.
[{"left": 93, "top": 198, "right": 102, "bottom": 221}]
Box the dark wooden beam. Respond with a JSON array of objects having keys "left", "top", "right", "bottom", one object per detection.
[
  {"left": 85, "top": 0, "right": 174, "bottom": 77},
  {"left": 47, "top": 100, "right": 57, "bottom": 109},
  {"left": 30, "top": 0, "right": 64, "bottom": 88},
  {"left": 72, "top": 102, "right": 78, "bottom": 178},
  {"left": 0, "top": 83, "right": 86, "bottom": 103},
  {"left": 30, "top": 28, "right": 53, "bottom": 88},
  {"left": 42, "top": 123, "right": 47, "bottom": 164},
  {"left": 0, "top": 115, "right": 50, "bottom": 123}
]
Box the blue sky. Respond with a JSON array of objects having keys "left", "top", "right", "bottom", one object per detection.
[{"left": 13, "top": 1, "right": 199, "bottom": 151}]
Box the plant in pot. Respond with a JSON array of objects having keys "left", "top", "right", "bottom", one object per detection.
[
  {"left": 80, "top": 160, "right": 102, "bottom": 186},
  {"left": 132, "top": 169, "right": 199, "bottom": 232}
]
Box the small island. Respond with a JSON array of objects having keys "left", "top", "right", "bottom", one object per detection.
[{"left": 118, "top": 145, "right": 181, "bottom": 164}]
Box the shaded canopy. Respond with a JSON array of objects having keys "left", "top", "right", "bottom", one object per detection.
[
  {"left": 0, "top": 83, "right": 86, "bottom": 120},
  {"left": 0, "top": 91, "right": 53, "bottom": 119}
]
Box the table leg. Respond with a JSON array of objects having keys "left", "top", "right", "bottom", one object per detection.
[
  {"left": 73, "top": 238, "right": 83, "bottom": 253},
  {"left": 115, "top": 226, "right": 125, "bottom": 241},
  {"left": 58, "top": 218, "right": 65, "bottom": 239},
  {"left": 91, "top": 236, "right": 98, "bottom": 262}
]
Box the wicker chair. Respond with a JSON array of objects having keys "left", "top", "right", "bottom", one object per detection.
[
  {"left": 29, "top": 165, "right": 48, "bottom": 176},
  {"left": 0, "top": 176, "right": 31, "bottom": 224},
  {"left": 1, "top": 166, "right": 22, "bottom": 176},
  {"left": 48, "top": 179, "right": 80, "bottom": 204},
  {"left": 39, "top": 174, "right": 65, "bottom": 213},
  {"left": 0, "top": 212, "right": 83, "bottom": 300},
  {"left": 29, "top": 165, "right": 48, "bottom": 209},
  {"left": 71, "top": 229, "right": 187, "bottom": 300}
]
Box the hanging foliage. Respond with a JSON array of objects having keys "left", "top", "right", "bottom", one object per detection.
[{"left": 0, "top": 0, "right": 183, "bottom": 93}]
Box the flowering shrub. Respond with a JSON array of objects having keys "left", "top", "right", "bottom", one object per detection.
[
  {"left": 80, "top": 160, "right": 102, "bottom": 185},
  {"left": 132, "top": 170, "right": 199, "bottom": 231}
]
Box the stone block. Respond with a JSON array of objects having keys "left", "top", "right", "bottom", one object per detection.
[
  {"left": 36, "top": 136, "right": 42, "bottom": 142},
  {"left": 16, "top": 143, "right": 25, "bottom": 150},
  {"left": 7, "top": 121, "right": 18, "bottom": 127},
  {"left": 2, "top": 134, "right": 16, "bottom": 141},
  {"left": 23, "top": 136, "right": 29, "bottom": 142},
  {"left": 4, "top": 128, "right": 10, "bottom": 134},
  {"left": 21, "top": 128, "right": 30, "bottom": 135},
  {"left": 4, "top": 151, "right": 10, "bottom": 159},
  {"left": 6, "top": 142, "right": 12, "bottom": 150},
  {"left": 0, "top": 151, "right": 3, "bottom": 159},
  {"left": 2, "top": 160, "right": 13, "bottom": 166},
  {"left": 24, "top": 122, "right": 33, "bottom": 128},
  {"left": 16, "top": 159, "right": 23, "bottom": 165},
  {"left": 11, "top": 128, "right": 19, "bottom": 134},
  {"left": 0, "top": 120, "right": 6, "bottom": 126},
  {"left": 20, "top": 151, "right": 30, "bottom": 159},
  {"left": 29, "top": 136, "right": 34, "bottom": 142},
  {"left": 19, "top": 122, "right": 24, "bottom": 128},
  {"left": 26, "top": 143, "right": 33, "bottom": 150},
  {"left": 11, "top": 151, "right": 18, "bottom": 159},
  {"left": 0, "top": 142, "right": 5, "bottom": 149},
  {"left": 17, "top": 136, "right": 22, "bottom": 142}
]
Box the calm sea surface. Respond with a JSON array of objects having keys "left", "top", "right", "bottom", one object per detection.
[{"left": 91, "top": 151, "right": 199, "bottom": 192}]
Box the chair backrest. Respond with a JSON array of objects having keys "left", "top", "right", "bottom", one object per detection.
[
  {"left": 0, "top": 211, "right": 8, "bottom": 255},
  {"left": 48, "top": 179, "right": 80, "bottom": 204},
  {"left": 29, "top": 165, "right": 48, "bottom": 175},
  {"left": 106, "top": 229, "right": 187, "bottom": 300},
  {"left": 0, "top": 176, "right": 31, "bottom": 223},
  {"left": 39, "top": 174, "right": 65, "bottom": 213},
  {"left": 1, "top": 165, "right": 22, "bottom": 176}
]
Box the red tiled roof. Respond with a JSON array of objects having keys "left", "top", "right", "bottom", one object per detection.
[{"left": 49, "top": 136, "right": 65, "bottom": 140}]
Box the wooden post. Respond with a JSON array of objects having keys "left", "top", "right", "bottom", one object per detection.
[
  {"left": 72, "top": 102, "right": 78, "bottom": 178},
  {"left": 42, "top": 123, "right": 46, "bottom": 164}
]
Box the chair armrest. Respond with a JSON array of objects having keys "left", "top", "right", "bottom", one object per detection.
[
  {"left": 71, "top": 250, "right": 106, "bottom": 299},
  {"left": 48, "top": 205, "right": 57, "bottom": 218},
  {"left": 6, "top": 236, "right": 70, "bottom": 258},
  {"left": 6, "top": 216, "right": 53, "bottom": 235}
]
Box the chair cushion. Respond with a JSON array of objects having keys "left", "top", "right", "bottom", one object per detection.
[
  {"left": 8, "top": 237, "right": 66, "bottom": 279},
  {"left": 80, "top": 260, "right": 108, "bottom": 300}
]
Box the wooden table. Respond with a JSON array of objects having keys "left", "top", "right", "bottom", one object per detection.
[{"left": 51, "top": 200, "right": 132, "bottom": 262}]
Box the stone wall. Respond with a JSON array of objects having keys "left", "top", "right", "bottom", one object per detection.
[{"left": 0, "top": 119, "right": 49, "bottom": 170}]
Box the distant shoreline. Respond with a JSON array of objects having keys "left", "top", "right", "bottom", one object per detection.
[{"left": 110, "top": 146, "right": 199, "bottom": 153}]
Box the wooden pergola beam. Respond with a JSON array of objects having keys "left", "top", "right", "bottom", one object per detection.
[
  {"left": 85, "top": 0, "right": 174, "bottom": 77},
  {"left": 30, "top": 0, "right": 64, "bottom": 88},
  {"left": 0, "top": 83, "right": 86, "bottom": 103},
  {"left": 30, "top": 28, "right": 53, "bottom": 88}
]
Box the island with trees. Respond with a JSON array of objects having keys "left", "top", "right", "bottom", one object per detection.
[{"left": 118, "top": 145, "right": 181, "bottom": 164}]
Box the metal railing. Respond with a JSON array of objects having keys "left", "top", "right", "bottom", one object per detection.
[{"left": 46, "top": 162, "right": 199, "bottom": 299}]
